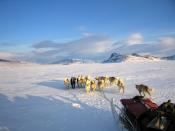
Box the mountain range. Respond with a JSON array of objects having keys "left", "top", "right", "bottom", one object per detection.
[
  {"left": 103, "top": 53, "right": 163, "bottom": 63},
  {"left": 0, "top": 58, "right": 22, "bottom": 63},
  {"left": 162, "top": 54, "right": 175, "bottom": 60},
  {"left": 0, "top": 59, "right": 12, "bottom": 63},
  {"left": 55, "top": 53, "right": 175, "bottom": 64},
  {"left": 51, "top": 59, "right": 96, "bottom": 64},
  {"left": 1, "top": 53, "right": 175, "bottom": 64}
]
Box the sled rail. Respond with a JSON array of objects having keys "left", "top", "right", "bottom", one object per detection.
[{"left": 111, "top": 98, "right": 136, "bottom": 131}]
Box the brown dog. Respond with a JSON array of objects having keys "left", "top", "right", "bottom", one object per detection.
[
  {"left": 90, "top": 80, "right": 96, "bottom": 91},
  {"left": 136, "top": 84, "right": 155, "bottom": 97}
]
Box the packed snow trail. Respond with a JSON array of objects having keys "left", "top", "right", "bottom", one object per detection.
[{"left": 0, "top": 61, "right": 175, "bottom": 131}]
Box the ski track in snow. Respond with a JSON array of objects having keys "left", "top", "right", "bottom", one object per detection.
[{"left": 0, "top": 61, "right": 175, "bottom": 131}]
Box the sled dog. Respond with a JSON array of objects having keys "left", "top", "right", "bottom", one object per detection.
[
  {"left": 136, "top": 84, "right": 155, "bottom": 97},
  {"left": 71, "top": 77, "right": 77, "bottom": 89},
  {"left": 108, "top": 77, "right": 125, "bottom": 94},
  {"left": 90, "top": 80, "right": 96, "bottom": 91},
  {"left": 64, "top": 77, "right": 71, "bottom": 89}
]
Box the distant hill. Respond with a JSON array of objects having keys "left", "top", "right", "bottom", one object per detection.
[
  {"left": 162, "top": 54, "right": 175, "bottom": 60},
  {"left": 1, "top": 53, "right": 175, "bottom": 65},
  {"left": 0, "top": 58, "right": 21, "bottom": 63},
  {"left": 103, "top": 53, "right": 162, "bottom": 63},
  {"left": 51, "top": 59, "right": 95, "bottom": 64},
  {"left": 0, "top": 59, "right": 12, "bottom": 62},
  {"left": 103, "top": 53, "right": 126, "bottom": 63},
  {"left": 52, "top": 53, "right": 175, "bottom": 64}
]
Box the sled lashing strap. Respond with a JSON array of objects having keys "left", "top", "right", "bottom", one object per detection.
[{"left": 143, "top": 99, "right": 158, "bottom": 110}]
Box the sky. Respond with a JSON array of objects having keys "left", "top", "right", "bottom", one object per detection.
[{"left": 0, "top": 0, "right": 175, "bottom": 63}]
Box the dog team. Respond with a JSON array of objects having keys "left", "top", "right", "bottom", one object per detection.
[
  {"left": 64, "top": 75, "right": 155, "bottom": 98},
  {"left": 64, "top": 75, "right": 125, "bottom": 94}
]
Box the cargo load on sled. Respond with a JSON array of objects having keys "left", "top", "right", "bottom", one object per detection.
[{"left": 111, "top": 96, "right": 175, "bottom": 131}]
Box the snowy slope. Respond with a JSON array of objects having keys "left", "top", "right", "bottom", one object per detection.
[
  {"left": 52, "top": 58, "right": 95, "bottom": 64},
  {"left": 112, "top": 41, "right": 175, "bottom": 57},
  {"left": 0, "top": 58, "right": 21, "bottom": 63},
  {"left": 103, "top": 53, "right": 126, "bottom": 63},
  {"left": 0, "top": 61, "right": 175, "bottom": 131},
  {"left": 104, "top": 53, "right": 162, "bottom": 63},
  {"left": 162, "top": 54, "right": 175, "bottom": 60},
  {"left": 0, "top": 58, "right": 12, "bottom": 62}
]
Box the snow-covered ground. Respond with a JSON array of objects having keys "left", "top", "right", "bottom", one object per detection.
[{"left": 0, "top": 61, "right": 175, "bottom": 131}]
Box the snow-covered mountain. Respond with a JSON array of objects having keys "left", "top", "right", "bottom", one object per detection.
[
  {"left": 162, "top": 54, "right": 175, "bottom": 60},
  {"left": 0, "top": 58, "right": 22, "bottom": 63},
  {"left": 0, "top": 58, "right": 12, "bottom": 62},
  {"left": 112, "top": 39, "right": 175, "bottom": 57},
  {"left": 103, "top": 53, "right": 162, "bottom": 63},
  {"left": 1, "top": 52, "right": 174, "bottom": 65},
  {"left": 103, "top": 53, "right": 127, "bottom": 63},
  {"left": 51, "top": 58, "right": 95, "bottom": 64}
]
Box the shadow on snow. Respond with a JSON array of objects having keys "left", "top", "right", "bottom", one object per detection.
[
  {"left": 36, "top": 80, "right": 66, "bottom": 90},
  {"left": 0, "top": 94, "right": 117, "bottom": 131}
]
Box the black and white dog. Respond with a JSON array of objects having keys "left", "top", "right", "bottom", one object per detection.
[{"left": 70, "top": 77, "right": 77, "bottom": 89}]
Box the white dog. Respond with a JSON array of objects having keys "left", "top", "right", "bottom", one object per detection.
[{"left": 64, "top": 77, "right": 71, "bottom": 89}]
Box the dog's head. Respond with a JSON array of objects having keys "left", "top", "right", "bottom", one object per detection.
[
  {"left": 64, "top": 77, "right": 69, "bottom": 81},
  {"left": 91, "top": 80, "right": 95, "bottom": 84},
  {"left": 115, "top": 76, "right": 119, "bottom": 80},
  {"left": 95, "top": 76, "right": 99, "bottom": 80},
  {"left": 135, "top": 84, "right": 140, "bottom": 90}
]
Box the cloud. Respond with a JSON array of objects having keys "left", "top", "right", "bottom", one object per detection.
[
  {"left": 0, "top": 52, "right": 15, "bottom": 59},
  {"left": 1, "top": 35, "right": 112, "bottom": 63},
  {"left": 33, "top": 40, "right": 59, "bottom": 49},
  {"left": 16, "top": 35, "right": 110, "bottom": 63},
  {"left": 1, "top": 33, "right": 175, "bottom": 63},
  {"left": 113, "top": 34, "right": 175, "bottom": 56},
  {"left": 126, "top": 33, "right": 143, "bottom": 45},
  {"left": 0, "top": 52, "right": 27, "bottom": 62},
  {"left": 33, "top": 35, "right": 112, "bottom": 59},
  {"left": 159, "top": 36, "right": 175, "bottom": 46}
]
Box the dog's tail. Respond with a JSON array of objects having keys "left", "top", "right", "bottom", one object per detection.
[{"left": 148, "top": 87, "right": 155, "bottom": 94}]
